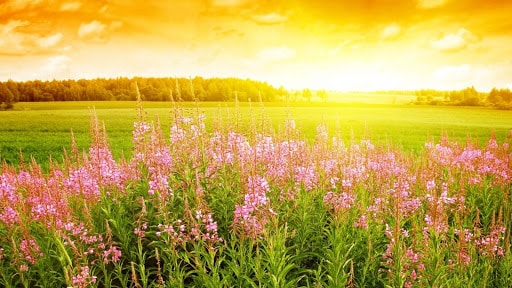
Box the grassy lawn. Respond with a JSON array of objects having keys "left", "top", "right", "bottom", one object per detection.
[{"left": 1, "top": 101, "right": 511, "bottom": 170}]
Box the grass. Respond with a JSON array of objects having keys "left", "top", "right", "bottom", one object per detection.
[{"left": 1, "top": 101, "right": 511, "bottom": 171}]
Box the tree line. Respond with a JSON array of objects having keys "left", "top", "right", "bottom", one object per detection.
[
  {"left": 1, "top": 76, "right": 511, "bottom": 109},
  {"left": 413, "top": 86, "right": 512, "bottom": 108},
  {"left": 0, "top": 77, "right": 289, "bottom": 109}
]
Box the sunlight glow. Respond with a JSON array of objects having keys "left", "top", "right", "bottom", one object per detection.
[{"left": 0, "top": 0, "right": 511, "bottom": 91}]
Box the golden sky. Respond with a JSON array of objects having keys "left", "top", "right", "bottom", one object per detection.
[{"left": 1, "top": 0, "right": 511, "bottom": 91}]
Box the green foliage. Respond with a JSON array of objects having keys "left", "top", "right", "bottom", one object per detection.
[{"left": 1, "top": 77, "right": 283, "bottom": 103}]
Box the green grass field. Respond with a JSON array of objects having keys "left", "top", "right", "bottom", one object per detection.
[{"left": 1, "top": 101, "right": 511, "bottom": 171}]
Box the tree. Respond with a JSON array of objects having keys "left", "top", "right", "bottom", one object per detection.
[
  {"left": 0, "top": 82, "right": 15, "bottom": 109},
  {"left": 488, "top": 88, "right": 501, "bottom": 105},
  {"left": 500, "top": 88, "right": 512, "bottom": 103},
  {"left": 5, "top": 80, "right": 19, "bottom": 104},
  {"left": 302, "top": 88, "right": 312, "bottom": 102},
  {"left": 317, "top": 89, "right": 328, "bottom": 102},
  {"left": 460, "top": 86, "right": 480, "bottom": 106},
  {"left": 277, "top": 86, "right": 289, "bottom": 101}
]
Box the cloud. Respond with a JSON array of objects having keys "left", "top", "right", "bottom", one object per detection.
[
  {"left": 431, "top": 28, "right": 478, "bottom": 52},
  {"left": 0, "top": 20, "right": 29, "bottom": 53},
  {"left": 380, "top": 24, "right": 401, "bottom": 40},
  {"left": 251, "top": 13, "right": 288, "bottom": 25},
  {"left": 0, "top": 0, "right": 43, "bottom": 11},
  {"left": 60, "top": 1, "right": 82, "bottom": 11},
  {"left": 78, "top": 21, "right": 107, "bottom": 41},
  {"left": 417, "top": 0, "right": 447, "bottom": 9},
  {"left": 0, "top": 20, "right": 65, "bottom": 55},
  {"left": 78, "top": 20, "right": 122, "bottom": 43},
  {"left": 39, "top": 55, "right": 72, "bottom": 78},
  {"left": 37, "top": 33, "right": 63, "bottom": 48}
]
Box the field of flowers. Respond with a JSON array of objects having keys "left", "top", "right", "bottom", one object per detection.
[{"left": 0, "top": 101, "right": 511, "bottom": 287}]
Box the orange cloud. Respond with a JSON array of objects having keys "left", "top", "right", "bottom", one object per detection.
[
  {"left": 78, "top": 20, "right": 123, "bottom": 43},
  {"left": 60, "top": 1, "right": 82, "bottom": 12},
  {"left": 0, "top": 0, "right": 43, "bottom": 11},
  {"left": 0, "top": 20, "right": 65, "bottom": 55},
  {"left": 37, "top": 33, "right": 63, "bottom": 48}
]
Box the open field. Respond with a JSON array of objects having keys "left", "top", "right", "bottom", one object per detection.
[
  {"left": 0, "top": 100, "right": 511, "bottom": 287},
  {"left": 1, "top": 101, "right": 512, "bottom": 170}
]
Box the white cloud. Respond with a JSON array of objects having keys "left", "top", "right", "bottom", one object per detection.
[
  {"left": 0, "top": 20, "right": 27, "bottom": 53},
  {"left": 0, "top": 19, "right": 27, "bottom": 33},
  {"left": 40, "top": 55, "right": 71, "bottom": 72},
  {"left": 78, "top": 21, "right": 107, "bottom": 40},
  {"left": 60, "top": 1, "right": 82, "bottom": 11},
  {"left": 380, "top": 24, "right": 401, "bottom": 40},
  {"left": 251, "top": 13, "right": 288, "bottom": 25},
  {"left": 37, "top": 33, "right": 63, "bottom": 48},
  {"left": 37, "top": 55, "right": 72, "bottom": 79},
  {"left": 0, "top": 20, "right": 65, "bottom": 55},
  {"left": 431, "top": 28, "right": 478, "bottom": 52},
  {"left": 78, "top": 20, "right": 122, "bottom": 43}
]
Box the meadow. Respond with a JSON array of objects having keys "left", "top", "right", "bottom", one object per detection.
[
  {"left": 1, "top": 101, "right": 511, "bottom": 171},
  {"left": 0, "top": 100, "right": 511, "bottom": 287}
]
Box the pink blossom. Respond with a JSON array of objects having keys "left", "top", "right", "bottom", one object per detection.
[{"left": 72, "top": 266, "right": 97, "bottom": 288}]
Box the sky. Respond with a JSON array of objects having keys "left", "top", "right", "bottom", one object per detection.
[{"left": 1, "top": 0, "right": 511, "bottom": 91}]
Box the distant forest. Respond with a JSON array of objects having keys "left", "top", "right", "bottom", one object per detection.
[
  {"left": 411, "top": 86, "right": 512, "bottom": 108},
  {"left": 0, "top": 76, "right": 511, "bottom": 109},
  {"left": 0, "top": 77, "right": 288, "bottom": 109}
]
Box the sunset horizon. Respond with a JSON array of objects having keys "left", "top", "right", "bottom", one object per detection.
[{"left": 1, "top": 0, "right": 512, "bottom": 92}]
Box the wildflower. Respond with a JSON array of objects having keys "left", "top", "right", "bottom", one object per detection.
[
  {"left": 103, "top": 246, "right": 122, "bottom": 264},
  {"left": 233, "top": 176, "right": 275, "bottom": 239},
  {"left": 324, "top": 191, "right": 356, "bottom": 216},
  {"left": 19, "top": 238, "right": 42, "bottom": 265},
  {"left": 353, "top": 215, "right": 368, "bottom": 230},
  {"left": 72, "top": 266, "right": 97, "bottom": 288}
]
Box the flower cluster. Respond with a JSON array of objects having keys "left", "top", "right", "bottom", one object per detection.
[{"left": 234, "top": 176, "right": 276, "bottom": 239}]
